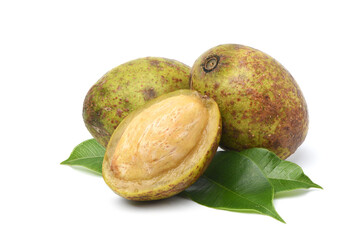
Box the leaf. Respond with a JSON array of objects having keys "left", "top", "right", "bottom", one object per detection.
[
  {"left": 61, "top": 139, "right": 105, "bottom": 175},
  {"left": 184, "top": 151, "right": 285, "bottom": 223},
  {"left": 239, "top": 148, "right": 322, "bottom": 193}
]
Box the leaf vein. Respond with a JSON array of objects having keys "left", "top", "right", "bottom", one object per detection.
[{"left": 202, "top": 175, "right": 276, "bottom": 216}]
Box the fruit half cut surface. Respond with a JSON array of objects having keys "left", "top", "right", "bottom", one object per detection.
[{"left": 102, "top": 90, "right": 222, "bottom": 201}]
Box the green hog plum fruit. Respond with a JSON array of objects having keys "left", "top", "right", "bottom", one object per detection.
[
  {"left": 83, "top": 57, "right": 190, "bottom": 147},
  {"left": 102, "top": 90, "right": 222, "bottom": 201},
  {"left": 190, "top": 44, "right": 308, "bottom": 159}
]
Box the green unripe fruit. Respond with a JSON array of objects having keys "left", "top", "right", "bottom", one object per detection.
[
  {"left": 190, "top": 44, "right": 308, "bottom": 159},
  {"left": 83, "top": 57, "right": 190, "bottom": 147}
]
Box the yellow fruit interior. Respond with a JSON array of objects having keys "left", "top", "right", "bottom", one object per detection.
[
  {"left": 110, "top": 95, "right": 209, "bottom": 181},
  {"left": 103, "top": 91, "right": 220, "bottom": 197}
]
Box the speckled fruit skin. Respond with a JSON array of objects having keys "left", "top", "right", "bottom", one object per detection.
[
  {"left": 83, "top": 57, "right": 190, "bottom": 147},
  {"left": 190, "top": 44, "right": 308, "bottom": 159},
  {"left": 102, "top": 90, "right": 222, "bottom": 201}
]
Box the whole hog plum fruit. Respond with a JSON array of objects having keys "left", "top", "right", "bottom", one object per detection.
[
  {"left": 190, "top": 44, "right": 308, "bottom": 159},
  {"left": 83, "top": 57, "right": 190, "bottom": 147}
]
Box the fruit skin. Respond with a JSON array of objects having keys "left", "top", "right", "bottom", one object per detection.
[
  {"left": 83, "top": 57, "right": 190, "bottom": 147},
  {"left": 102, "top": 90, "right": 222, "bottom": 201},
  {"left": 190, "top": 44, "right": 308, "bottom": 159}
]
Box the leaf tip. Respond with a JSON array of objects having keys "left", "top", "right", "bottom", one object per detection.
[
  {"left": 278, "top": 217, "right": 286, "bottom": 224},
  {"left": 271, "top": 211, "right": 286, "bottom": 223},
  {"left": 60, "top": 160, "right": 68, "bottom": 165}
]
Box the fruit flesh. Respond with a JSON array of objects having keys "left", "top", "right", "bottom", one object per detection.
[
  {"left": 190, "top": 44, "right": 308, "bottom": 159},
  {"left": 110, "top": 95, "right": 209, "bottom": 181},
  {"left": 103, "top": 90, "right": 221, "bottom": 201},
  {"left": 83, "top": 57, "right": 190, "bottom": 147}
]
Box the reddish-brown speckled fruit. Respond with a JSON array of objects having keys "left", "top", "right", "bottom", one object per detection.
[
  {"left": 190, "top": 44, "right": 308, "bottom": 159},
  {"left": 83, "top": 57, "right": 190, "bottom": 147},
  {"left": 102, "top": 90, "right": 222, "bottom": 201}
]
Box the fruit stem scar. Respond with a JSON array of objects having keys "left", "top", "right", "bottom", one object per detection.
[{"left": 203, "top": 55, "right": 219, "bottom": 72}]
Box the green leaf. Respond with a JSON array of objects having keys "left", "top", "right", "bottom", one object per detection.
[
  {"left": 239, "top": 148, "right": 322, "bottom": 193},
  {"left": 61, "top": 139, "right": 105, "bottom": 175},
  {"left": 184, "top": 151, "right": 285, "bottom": 223}
]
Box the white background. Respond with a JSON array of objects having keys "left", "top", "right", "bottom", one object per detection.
[{"left": 1, "top": 0, "right": 360, "bottom": 239}]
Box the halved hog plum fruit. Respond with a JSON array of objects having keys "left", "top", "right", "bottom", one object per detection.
[{"left": 102, "top": 90, "right": 221, "bottom": 201}]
